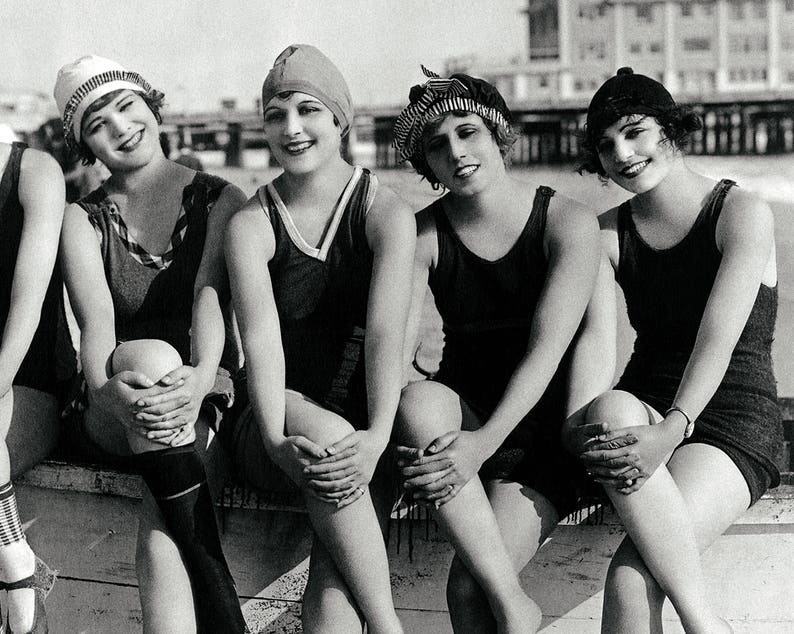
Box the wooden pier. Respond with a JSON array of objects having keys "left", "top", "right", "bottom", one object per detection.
[{"left": 163, "top": 96, "right": 794, "bottom": 171}]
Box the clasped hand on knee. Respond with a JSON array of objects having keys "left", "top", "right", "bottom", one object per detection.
[
  {"left": 566, "top": 417, "right": 681, "bottom": 494},
  {"left": 94, "top": 366, "right": 206, "bottom": 448},
  {"left": 129, "top": 365, "right": 212, "bottom": 446},
  {"left": 396, "top": 430, "right": 487, "bottom": 508},
  {"left": 278, "top": 429, "right": 386, "bottom": 508}
]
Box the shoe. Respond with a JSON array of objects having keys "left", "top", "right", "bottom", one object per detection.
[{"left": 0, "top": 557, "right": 56, "bottom": 634}]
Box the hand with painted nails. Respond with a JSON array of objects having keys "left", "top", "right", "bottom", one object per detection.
[
  {"left": 561, "top": 412, "right": 625, "bottom": 457},
  {"left": 129, "top": 365, "right": 212, "bottom": 447},
  {"left": 92, "top": 371, "right": 180, "bottom": 440},
  {"left": 271, "top": 435, "right": 329, "bottom": 489},
  {"left": 579, "top": 420, "right": 680, "bottom": 494},
  {"left": 397, "top": 430, "right": 487, "bottom": 508},
  {"left": 301, "top": 430, "right": 386, "bottom": 507}
]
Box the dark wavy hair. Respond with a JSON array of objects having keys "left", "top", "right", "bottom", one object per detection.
[
  {"left": 77, "top": 88, "right": 166, "bottom": 165},
  {"left": 410, "top": 110, "right": 517, "bottom": 189},
  {"left": 578, "top": 105, "right": 702, "bottom": 179}
]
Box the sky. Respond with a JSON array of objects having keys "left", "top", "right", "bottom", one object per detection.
[{"left": 4, "top": 0, "right": 528, "bottom": 113}]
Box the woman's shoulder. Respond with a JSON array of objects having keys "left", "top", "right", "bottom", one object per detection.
[
  {"left": 543, "top": 188, "right": 599, "bottom": 239},
  {"left": 716, "top": 180, "right": 773, "bottom": 248},
  {"left": 363, "top": 178, "right": 415, "bottom": 233},
  {"left": 18, "top": 146, "right": 64, "bottom": 186}
]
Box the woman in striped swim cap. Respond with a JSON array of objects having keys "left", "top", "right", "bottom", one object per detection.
[
  {"left": 392, "top": 67, "right": 612, "bottom": 633},
  {"left": 55, "top": 54, "right": 247, "bottom": 633}
]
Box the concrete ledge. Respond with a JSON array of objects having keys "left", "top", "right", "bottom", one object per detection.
[
  {"left": 17, "top": 459, "right": 794, "bottom": 526},
  {"left": 17, "top": 480, "right": 794, "bottom": 634}
]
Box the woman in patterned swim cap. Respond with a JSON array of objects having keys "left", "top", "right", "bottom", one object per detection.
[
  {"left": 392, "top": 67, "right": 612, "bottom": 633},
  {"left": 566, "top": 67, "right": 781, "bottom": 633},
  {"left": 55, "top": 54, "right": 247, "bottom": 632}
]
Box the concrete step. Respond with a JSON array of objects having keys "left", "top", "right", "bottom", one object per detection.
[
  {"left": 16, "top": 482, "right": 794, "bottom": 634},
  {"left": 12, "top": 455, "right": 794, "bottom": 633}
]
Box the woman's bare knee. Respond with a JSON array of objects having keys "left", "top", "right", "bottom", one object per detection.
[
  {"left": 113, "top": 339, "right": 183, "bottom": 383},
  {"left": 396, "top": 381, "right": 461, "bottom": 447},
  {"left": 586, "top": 390, "right": 653, "bottom": 432},
  {"left": 285, "top": 398, "right": 356, "bottom": 449}
]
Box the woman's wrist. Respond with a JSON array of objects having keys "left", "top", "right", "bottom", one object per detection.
[
  {"left": 192, "top": 363, "right": 218, "bottom": 395},
  {"left": 662, "top": 408, "right": 691, "bottom": 442},
  {"left": 471, "top": 427, "right": 501, "bottom": 462}
]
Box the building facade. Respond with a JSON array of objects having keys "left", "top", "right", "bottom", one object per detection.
[{"left": 465, "top": 0, "right": 794, "bottom": 107}]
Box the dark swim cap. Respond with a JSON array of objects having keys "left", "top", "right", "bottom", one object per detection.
[{"left": 585, "top": 67, "right": 676, "bottom": 137}]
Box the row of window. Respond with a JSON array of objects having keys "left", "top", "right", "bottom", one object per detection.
[
  {"left": 576, "top": 0, "right": 789, "bottom": 23},
  {"left": 489, "top": 68, "right": 785, "bottom": 99}
]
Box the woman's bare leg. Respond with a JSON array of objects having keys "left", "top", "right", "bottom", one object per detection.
[
  {"left": 286, "top": 392, "right": 401, "bottom": 634},
  {"left": 446, "top": 477, "right": 560, "bottom": 634},
  {"left": 590, "top": 391, "right": 735, "bottom": 634},
  {"left": 397, "top": 381, "right": 540, "bottom": 634},
  {"left": 0, "top": 387, "right": 58, "bottom": 632},
  {"left": 86, "top": 340, "right": 243, "bottom": 633}
]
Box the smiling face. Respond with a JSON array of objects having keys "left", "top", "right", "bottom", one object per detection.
[
  {"left": 80, "top": 89, "right": 160, "bottom": 171},
  {"left": 263, "top": 92, "right": 341, "bottom": 175},
  {"left": 421, "top": 112, "right": 504, "bottom": 196},
  {"left": 596, "top": 114, "right": 679, "bottom": 194}
]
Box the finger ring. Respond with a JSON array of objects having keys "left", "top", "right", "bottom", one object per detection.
[
  {"left": 357, "top": 486, "right": 365, "bottom": 495},
  {"left": 625, "top": 479, "right": 634, "bottom": 486}
]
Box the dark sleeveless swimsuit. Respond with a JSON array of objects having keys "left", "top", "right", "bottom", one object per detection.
[
  {"left": 615, "top": 179, "right": 782, "bottom": 505},
  {"left": 62, "top": 172, "right": 239, "bottom": 459},
  {"left": 427, "top": 186, "right": 585, "bottom": 516},
  {"left": 0, "top": 143, "right": 60, "bottom": 394},
  {"left": 223, "top": 167, "right": 377, "bottom": 490}
]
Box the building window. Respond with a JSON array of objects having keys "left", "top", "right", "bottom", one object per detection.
[
  {"left": 728, "top": 0, "right": 744, "bottom": 19},
  {"left": 683, "top": 37, "right": 711, "bottom": 52},
  {"left": 649, "top": 41, "right": 663, "bottom": 54},
  {"left": 579, "top": 41, "right": 606, "bottom": 60},
  {"left": 729, "top": 67, "right": 768, "bottom": 83},
  {"left": 630, "top": 42, "right": 641, "bottom": 54},
  {"left": 729, "top": 34, "right": 768, "bottom": 53},
  {"left": 681, "top": 2, "right": 693, "bottom": 16},
  {"left": 636, "top": 4, "right": 654, "bottom": 22},
  {"left": 786, "top": 0, "right": 794, "bottom": 12},
  {"left": 578, "top": 4, "right": 607, "bottom": 20},
  {"left": 751, "top": 0, "right": 767, "bottom": 18},
  {"left": 539, "top": 74, "right": 549, "bottom": 88}
]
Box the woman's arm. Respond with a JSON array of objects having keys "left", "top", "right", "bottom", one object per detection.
[
  {"left": 0, "top": 150, "right": 64, "bottom": 395},
  {"left": 585, "top": 191, "right": 776, "bottom": 491},
  {"left": 61, "top": 203, "right": 165, "bottom": 431},
  {"left": 191, "top": 185, "right": 247, "bottom": 384},
  {"left": 561, "top": 253, "right": 620, "bottom": 455},
  {"left": 566, "top": 253, "right": 617, "bottom": 415},
  {"left": 363, "top": 188, "right": 417, "bottom": 432},
  {"left": 671, "top": 192, "right": 775, "bottom": 426},
  {"left": 318, "top": 188, "right": 416, "bottom": 477},
  {"left": 477, "top": 200, "right": 601, "bottom": 454},
  {"left": 401, "top": 209, "right": 434, "bottom": 381},
  {"left": 134, "top": 184, "right": 248, "bottom": 444},
  {"left": 413, "top": 199, "right": 602, "bottom": 503},
  {"left": 225, "top": 198, "right": 326, "bottom": 482}
]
